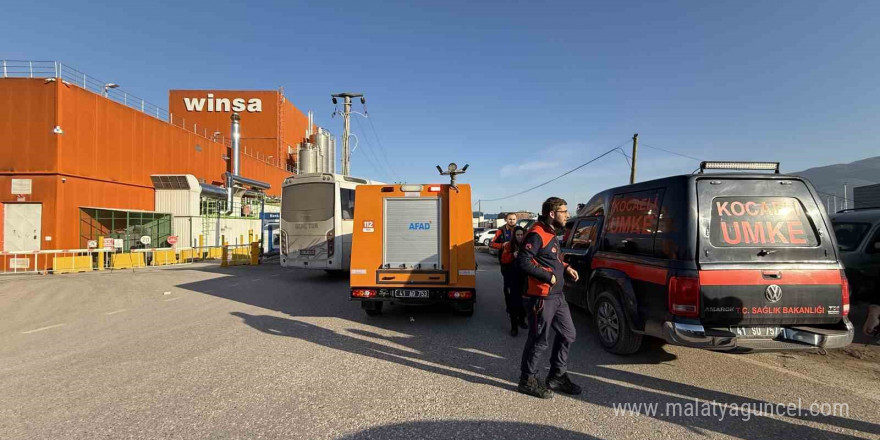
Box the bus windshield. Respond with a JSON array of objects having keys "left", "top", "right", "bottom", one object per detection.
[{"left": 281, "top": 182, "right": 334, "bottom": 223}]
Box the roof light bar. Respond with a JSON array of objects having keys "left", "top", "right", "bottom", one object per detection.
[{"left": 700, "top": 161, "right": 780, "bottom": 174}]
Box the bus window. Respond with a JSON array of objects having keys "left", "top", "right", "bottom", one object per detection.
[
  {"left": 341, "top": 188, "right": 355, "bottom": 220},
  {"left": 281, "top": 183, "right": 335, "bottom": 222}
]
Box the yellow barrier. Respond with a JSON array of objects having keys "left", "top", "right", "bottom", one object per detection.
[
  {"left": 151, "top": 250, "right": 178, "bottom": 266},
  {"left": 205, "top": 248, "right": 223, "bottom": 260},
  {"left": 52, "top": 255, "right": 93, "bottom": 274},
  {"left": 112, "top": 253, "right": 146, "bottom": 269},
  {"left": 178, "top": 249, "right": 198, "bottom": 261}
]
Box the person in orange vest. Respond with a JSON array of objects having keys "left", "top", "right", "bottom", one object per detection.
[
  {"left": 500, "top": 226, "right": 528, "bottom": 336},
  {"left": 516, "top": 197, "right": 580, "bottom": 399},
  {"left": 490, "top": 213, "right": 518, "bottom": 254}
]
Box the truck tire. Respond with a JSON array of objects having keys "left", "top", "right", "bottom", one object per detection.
[
  {"left": 594, "top": 291, "right": 642, "bottom": 355},
  {"left": 362, "top": 301, "right": 383, "bottom": 316},
  {"left": 452, "top": 301, "right": 474, "bottom": 317}
]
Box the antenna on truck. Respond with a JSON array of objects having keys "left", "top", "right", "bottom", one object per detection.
[{"left": 437, "top": 162, "right": 469, "bottom": 191}]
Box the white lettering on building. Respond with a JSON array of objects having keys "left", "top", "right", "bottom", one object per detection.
[{"left": 183, "top": 93, "right": 263, "bottom": 112}]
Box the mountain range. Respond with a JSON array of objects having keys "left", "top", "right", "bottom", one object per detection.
[{"left": 790, "top": 156, "right": 880, "bottom": 211}]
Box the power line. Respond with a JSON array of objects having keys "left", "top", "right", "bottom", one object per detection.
[
  {"left": 479, "top": 140, "right": 630, "bottom": 203},
  {"left": 353, "top": 116, "right": 397, "bottom": 181},
  {"left": 639, "top": 143, "right": 704, "bottom": 162},
  {"left": 363, "top": 110, "right": 400, "bottom": 182},
  {"left": 351, "top": 119, "right": 391, "bottom": 181}
]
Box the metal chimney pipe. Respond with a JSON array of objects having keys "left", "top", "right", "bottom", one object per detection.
[
  {"left": 227, "top": 112, "right": 242, "bottom": 214},
  {"left": 231, "top": 112, "right": 241, "bottom": 176}
]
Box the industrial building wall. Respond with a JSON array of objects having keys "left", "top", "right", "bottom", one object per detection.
[
  {"left": 0, "top": 79, "right": 58, "bottom": 173},
  {"left": 168, "top": 89, "right": 312, "bottom": 171},
  {"left": 0, "top": 79, "right": 292, "bottom": 250}
]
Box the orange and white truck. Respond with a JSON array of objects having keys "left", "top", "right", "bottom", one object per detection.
[{"left": 349, "top": 182, "right": 477, "bottom": 316}]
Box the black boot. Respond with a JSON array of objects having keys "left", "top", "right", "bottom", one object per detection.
[
  {"left": 546, "top": 372, "right": 583, "bottom": 395},
  {"left": 519, "top": 316, "right": 528, "bottom": 329},
  {"left": 510, "top": 319, "right": 518, "bottom": 336},
  {"left": 518, "top": 375, "right": 553, "bottom": 399}
]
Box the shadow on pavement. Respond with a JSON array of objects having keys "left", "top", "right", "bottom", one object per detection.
[
  {"left": 337, "top": 420, "right": 597, "bottom": 440},
  {"left": 177, "top": 257, "right": 875, "bottom": 439}
]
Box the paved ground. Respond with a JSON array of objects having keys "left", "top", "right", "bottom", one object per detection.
[{"left": 0, "top": 253, "right": 877, "bottom": 439}]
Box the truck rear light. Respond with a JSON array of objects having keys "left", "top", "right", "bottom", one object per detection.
[
  {"left": 327, "top": 229, "right": 335, "bottom": 257},
  {"left": 668, "top": 276, "right": 700, "bottom": 318},
  {"left": 841, "top": 271, "right": 850, "bottom": 317},
  {"left": 448, "top": 290, "right": 473, "bottom": 300},
  {"left": 280, "top": 230, "right": 288, "bottom": 256},
  {"left": 428, "top": 186, "right": 441, "bottom": 192},
  {"left": 352, "top": 289, "right": 376, "bottom": 298}
]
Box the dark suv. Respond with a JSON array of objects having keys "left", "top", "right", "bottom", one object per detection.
[
  {"left": 560, "top": 162, "right": 854, "bottom": 354},
  {"left": 830, "top": 208, "right": 880, "bottom": 301}
]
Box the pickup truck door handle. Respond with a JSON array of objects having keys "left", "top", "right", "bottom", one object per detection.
[{"left": 762, "top": 271, "right": 781, "bottom": 279}]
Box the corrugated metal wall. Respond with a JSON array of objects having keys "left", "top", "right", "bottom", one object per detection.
[{"left": 854, "top": 184, "right": 880, "bottom": 209}]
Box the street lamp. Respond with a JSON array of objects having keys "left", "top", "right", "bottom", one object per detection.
[{"left": 103, "top": 83, "right": 119, "bottom": 97}]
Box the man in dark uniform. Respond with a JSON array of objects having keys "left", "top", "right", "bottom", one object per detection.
[
  {"left": 490, "top": 213, "right": 518, "bottom": 253},
  {"left": 516, "top": 197, "right": 581, "bottom": 399}
]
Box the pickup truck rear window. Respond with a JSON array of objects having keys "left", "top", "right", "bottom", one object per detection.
[{"left": 709, "top": 196, "right": 818, "bottom": 247}]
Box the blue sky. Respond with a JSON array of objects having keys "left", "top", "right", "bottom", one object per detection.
[{"left": 4, "top": 1, "right": 880, "bottom": 214}]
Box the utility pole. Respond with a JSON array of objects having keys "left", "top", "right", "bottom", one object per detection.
[
  {"left": 843, "top": 184, "right": 847, "bottom": 210},
  {"left": 629, "top": 133, "right": 639, "bottom": 184},
  {"left": 331, "top": 92, "right": 364, "bottom": 176}
]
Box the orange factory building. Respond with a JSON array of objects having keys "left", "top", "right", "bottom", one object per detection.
[{"left": 0, "top": 61, "right": 313, "bottom": 255}]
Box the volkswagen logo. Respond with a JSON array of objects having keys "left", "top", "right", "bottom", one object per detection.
[{"left": 765, "top": 284, "right": 783, "bottom": 303}]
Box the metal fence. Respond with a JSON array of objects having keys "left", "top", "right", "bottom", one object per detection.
[
  {"left": 1, "top": 60, "right": 296, "bottom": 173},
  {"left": 0, "top": 243, "right": 260, "bottom": 275}
]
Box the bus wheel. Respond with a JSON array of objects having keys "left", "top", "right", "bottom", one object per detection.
[{"left": 362, "top": 301, "right": 383, "bottom": 316}]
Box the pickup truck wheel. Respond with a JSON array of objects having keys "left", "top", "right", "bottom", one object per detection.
[
  {"left": 594, "top": 291, "right": 642, "bottom": 355},
  {"left": 362, "top": 301, "right": 383, "bottom": 316}
]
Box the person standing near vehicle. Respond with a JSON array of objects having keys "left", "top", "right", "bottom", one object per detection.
[
  {"left": 491, "top": 213, "right": 518, "bottom": 253},
  {"left": 517, "top": 197, "right": 581, "bottom": 399},
  {"left": 500, "top": 226, "right": 528, "bottom": 336}
]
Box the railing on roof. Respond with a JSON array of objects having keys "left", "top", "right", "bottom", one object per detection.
[{"left": 1, "top": 60, "right": 297, "bottom": 173}]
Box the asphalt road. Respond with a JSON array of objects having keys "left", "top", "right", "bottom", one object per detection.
[{"left": 0, "top": 253, "right": 877, "bottom": 439}]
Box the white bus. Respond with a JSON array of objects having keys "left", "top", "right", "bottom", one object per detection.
[{"left": 280, "top": 173, "right": 382, "bottom": 272}]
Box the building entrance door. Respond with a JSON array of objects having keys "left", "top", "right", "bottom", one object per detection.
[{"left": 3, "top": 203, "right": 42, "bottom": 251}]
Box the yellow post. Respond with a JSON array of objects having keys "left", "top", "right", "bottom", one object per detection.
[
  {"left": 97, "top": 235, "right": 105, "bottom": 271},
  {"left": 240, "top": 234, "right": 244, "bottom": 247},
  {"left": 251, "top": 242, "right": 260, "bottom": 265},
  {"left": 221, "top": 234, "right": 228, "bottom": 267},
  {"left": 248, "top": 229, "right": 253, "bottom": 244},
  {"left": 198, "top": 234, "right": 204, "bottom": 258}
]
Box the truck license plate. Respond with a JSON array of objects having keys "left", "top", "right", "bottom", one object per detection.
[
  {"left": 299, "top": 249, "right": 316, "bottom": 256},
  {"left": 394, "top": 289, "right": 429, "bottom": 298},
  {"left": 730, "top": 326, "right": 784, "bottom": 338}
]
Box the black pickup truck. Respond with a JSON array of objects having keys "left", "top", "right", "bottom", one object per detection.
[{"left": 560, "top": 162, "right": 854, "bottom": 354}]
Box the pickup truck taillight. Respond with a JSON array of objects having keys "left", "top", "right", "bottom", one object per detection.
[
  {"left": 841, "top": 270, "right": 850, "bottom": 317},
  {"left": 327, "top": 229, "right": 335, "bottom": 258},
  {"left": 668, "top": 276, "right": 700, "bottom": 318}
]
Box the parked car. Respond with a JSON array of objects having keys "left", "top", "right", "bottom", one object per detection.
[
  {"left": 830, "top": 208, "right": 880, "bottom": 302},
  {"left": 559, "top": 161, "right": 853, "bottom": 354},
  {"left": 473, "top": 227, "right": 487, "bottom": 242},
  {"left": 476, "top": 229, "right": 498, "bottom": 246},
  {"left": 517, "top": 218, "right": 536, "bottom": 230}
]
